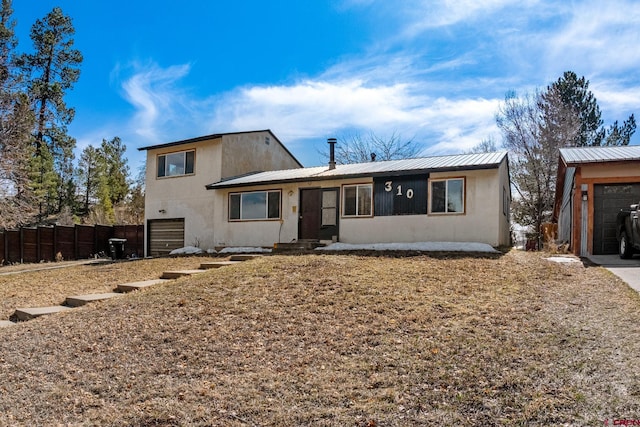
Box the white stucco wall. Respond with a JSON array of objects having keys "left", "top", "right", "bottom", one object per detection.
[
  {"left": 144, "top": 139, "right": 222, "bottom": 251},
  {"left": 143, "top": 131, "right": 303, "bottom": 254},
  {"left": 212, "top": 163, "right": 510, "bottom": 248}
]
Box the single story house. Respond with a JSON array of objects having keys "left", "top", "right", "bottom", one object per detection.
[
  {"left": 139, "top": 130, "right": 303, "bottom": 256},
  {"left": 206, "top": 142, "right": 512, "bottom": 249},
  {"left": 553, "top": 145, "right": 640, "bottom": 256}
]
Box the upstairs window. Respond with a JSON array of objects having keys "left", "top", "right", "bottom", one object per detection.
[
  {"left": 157, "top": 150, "right": 195, "bottom": 178},
  {"left": 430, "top": 178, "right": 465, "bottom": 214},
  {"left": 229, "top": 190, "right": 281, "bottom": 221}
]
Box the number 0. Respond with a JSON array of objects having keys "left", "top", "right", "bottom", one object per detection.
[{"left": 406, "top": 189, "right": 414, "bottom": 199}]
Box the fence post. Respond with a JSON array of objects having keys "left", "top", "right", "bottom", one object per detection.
[
  {"left": 19, "top": 227, "right": 24, "bottom": 263},
  {"left": 74, "top": 225, "right": 79, "bottom": 260},
  {"left": 53, "top": 224, "right": 57, "bottom": 259},
  {"left": 36, "top": 226, "right": 41, "bottom": 262}
]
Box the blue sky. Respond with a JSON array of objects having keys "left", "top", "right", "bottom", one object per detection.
[{"left": 12, "top": 0, "right": 640, "bottom": 171}]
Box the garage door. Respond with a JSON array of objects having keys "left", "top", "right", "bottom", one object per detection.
[
  {"left": 593, "top": 184, "right": 640, "bottom": 254},
  {"left": 148, "top": 219, "right": 185, "bottom": 256}
]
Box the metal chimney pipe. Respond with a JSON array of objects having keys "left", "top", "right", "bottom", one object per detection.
[{"left": 328, "top": 138, "right": 337, "bottom": 170}]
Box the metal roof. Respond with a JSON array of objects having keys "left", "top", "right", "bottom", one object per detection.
[
  {"left": 560, "top": 145, "right": 640, "bottom": 165},
  {"left": 208, "top": 151, "right": 508, "bottom": 189}
]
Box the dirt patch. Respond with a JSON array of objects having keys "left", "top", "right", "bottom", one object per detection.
[{"left": 0, "top": 251, "right": 639, "bottom": 425}]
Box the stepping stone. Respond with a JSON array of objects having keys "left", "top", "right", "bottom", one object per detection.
[
  {"left": 161, "top": 269, "right": 206, "bottom": 279},
  {"left": 65, "top": 292, "right": 122, "bottom": 307},
  {"left": 13, "top": 306, "right": 73, "bottom": 322},
  {"left": 200, "top": 261, "right": 242, "bottom": 269},
  {"left": 117, "top": 279, "right": 169, "bottom": 293},
  {"left": 0, "top": 320, "right": 15, "bottom": 328},
  {"left": 229, "top": 254, "right": 264, "bottom": 261}
]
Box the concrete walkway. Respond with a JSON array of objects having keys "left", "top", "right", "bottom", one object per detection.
[{"left": 586, "top": 254, "right": 640, "bottom": 293}]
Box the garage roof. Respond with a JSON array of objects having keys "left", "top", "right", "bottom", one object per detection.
[
  {"left": 560, "top": 145, "right": 640, "bottom": 165},
  {"left": 207, "top": 151, "right": 508, "bottom": 189}
]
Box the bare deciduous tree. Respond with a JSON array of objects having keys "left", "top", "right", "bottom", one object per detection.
[
  {"left": 496, "top": 90, "right": 580, "bottom": 246},
  {"left": 321, "top": 131, "right": 421, "bottom": 164}
]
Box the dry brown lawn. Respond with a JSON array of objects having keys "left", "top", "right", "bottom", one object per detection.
[{"left": 0, "top": 251, "right": 639, "bottom": 426}]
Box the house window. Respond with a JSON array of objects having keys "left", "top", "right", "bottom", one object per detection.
[
  {"left": 157, "top": 150, "right": 195, "bottom": 178},
  {"left": 430, "top": 178, "right": 464, "bottom": 214},
  {"left": 229, "top": 190, "right": 281, "bottom": 221},
  {"left": 342, "top": 184, "right": 372, "bottom": 217}
]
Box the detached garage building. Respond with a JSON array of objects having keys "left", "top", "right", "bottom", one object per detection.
[{"left": 554, "top": 146, "right": 640, "bottom": 256}]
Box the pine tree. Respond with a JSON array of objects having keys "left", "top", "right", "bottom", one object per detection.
[
  {"left": 100, "top": 137, "right": 130, "bottom": 206},
  {"left": 0, "top": 0, "right": 36, "bottom": 229},
  {"left": 546, "top": 71, "right": 635, "bottom": 146},
  {"left": 17, "top": 6, "right": 82, "bottom": 218}
]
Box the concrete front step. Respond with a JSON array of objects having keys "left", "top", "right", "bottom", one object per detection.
[
  {"left": 12, "top": 305, "right": 74, "bottom": 322},
  {"left": 229, "top": 254, "right": 263, "bottom": 261},
  {"left": 117, "top": 279, "right": 169, "bottom": 293},
  {"left": 199, "top": 261, "right": 242, "bottom": 269},
  {"left": 161, "top": 269, "right": 207, "bottom": 279},
  {"left": 0, "top": 320, "right": 15, "bottom": 328},
  {"left": 273, "top": 241, "right": 326, "bottom": 252},
  {"left": 65, "top": 292, "right": 122, "bottom": 307}
]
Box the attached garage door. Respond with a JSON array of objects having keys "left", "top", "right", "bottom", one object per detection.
[
  {"left": 148, "top": 219, "right": 185, "bottom": 256},
  {"left": 593, "top": 184, "right": 640, "bottom": 254}
]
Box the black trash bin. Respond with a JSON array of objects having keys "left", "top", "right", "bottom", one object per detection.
[{"left": 108, "top": 238, "right": 127, "bottom": 260}]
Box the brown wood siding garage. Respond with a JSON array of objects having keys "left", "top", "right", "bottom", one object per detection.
[
  {"left": 593, "top": 184, "right": 640, "bottom": 254},
  {"left": 148, "top": 218, "right": 185, "bottom": 256}
]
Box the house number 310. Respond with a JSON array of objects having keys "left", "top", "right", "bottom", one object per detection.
[{"left": 384, "top": 181, "right": 414, "bottom": 199}]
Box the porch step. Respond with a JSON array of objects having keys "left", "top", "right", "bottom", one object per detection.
[
  {"left": 65, "top": 292, "right": 122, "bottom": 307},
  {"left": 12, "top": 305, "right": 73, "bottom": 322},
  {"left": 0, "top": 320, "right": 15, "bottom": 328},
  {"left": 117, "top": 279, "right": 170, "bottom": 293},
  {"left": 273, "top": 241, "right": 326, "bottom": 252},
  {"left": 199, "top": 261, "right": 242, "bottom": 269},
  {"left": 161, "top": 269, "right": 207, "bottom": 280},
  {"left": 229, "top": 254, "right": 263, "bottom": 262}
]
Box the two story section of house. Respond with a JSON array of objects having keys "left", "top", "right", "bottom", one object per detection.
[{"left": 139, "top": 130, "right": 302, "bottom": 256}]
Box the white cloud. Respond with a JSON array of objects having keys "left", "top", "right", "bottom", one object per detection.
[
  {"left": 212, "top": 79, "right": 424, "bottom": 139},
  {"left": 211, "top": 77, "right": 501, "bottom": 157},
  {"left": 120, "top": 62, "right": 194, "bottom": 141},
  {"left": 545, "top": 1, "right": 640, "bottom": 76}
]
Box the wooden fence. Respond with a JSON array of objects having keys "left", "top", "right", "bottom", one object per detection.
[{"left": 0, "top": 224, "right": 144, "bottom": 265}]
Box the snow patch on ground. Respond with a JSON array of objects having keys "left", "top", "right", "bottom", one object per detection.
[
  {"left": 218, "top": 247, "right": 273, "bottom": 254},
  {"left": 545, "top": 256, "right": 581, "bottom": 264},
  {"left": 317, "top": 242, "right": 499, "bottom": 253},
  {"left": 169, "top": 246, "right": 204, "bottom": 255}
]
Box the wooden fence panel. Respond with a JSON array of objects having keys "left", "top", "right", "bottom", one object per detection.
[
  {"left": 0, "top": 224, "right": 144, "bottom": 266},
  {"left": 76, "top": 225, "right": 96, "bottom": 259},
  {"left": 55, "top": 226, "right": 76, "bottom": 262},
  {"left": 95, "top": 225, "right": 112, "bottom": 256},
  {"left": 6, "top": 230, "right": 20, "bottom": 264},
  {"left": 22, "top": 228, "right": 38, "bottom": 263},
  {"left": 39, "top": 227, "right": 55, "bottom": 262}
]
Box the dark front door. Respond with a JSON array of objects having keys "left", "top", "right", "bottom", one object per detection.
[
  {"left": 299, "top": 189, "right": 321, "bottom": 240},
  {"left": 299, "top": 188, "right": 339, "bottom": 241}
]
